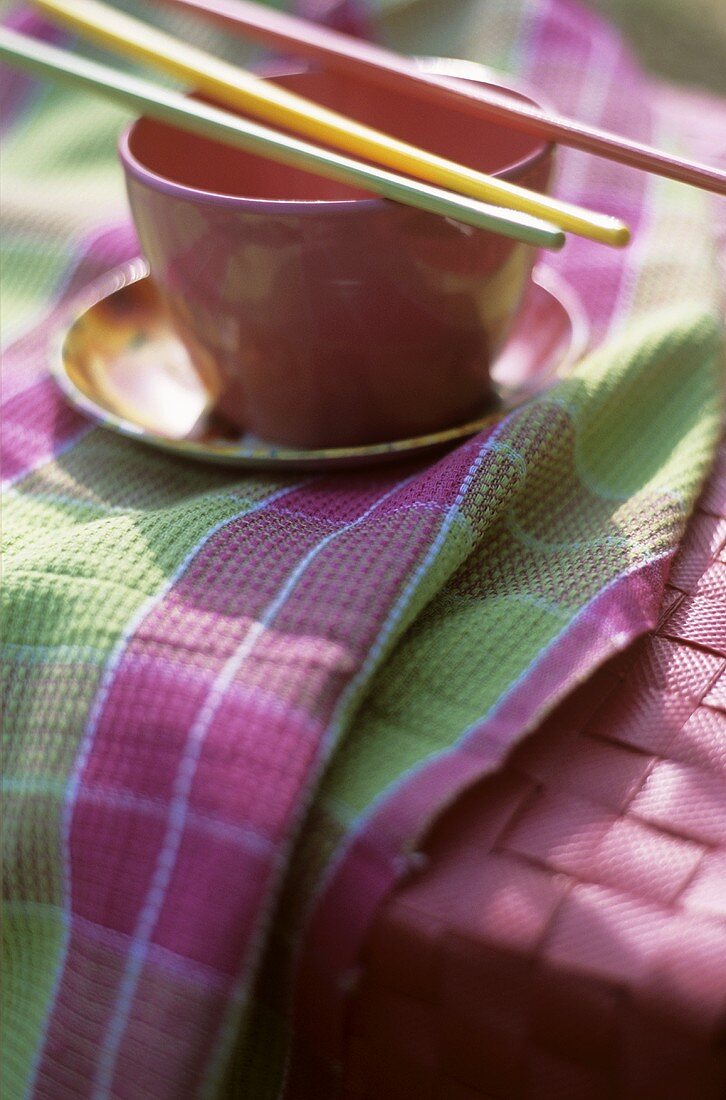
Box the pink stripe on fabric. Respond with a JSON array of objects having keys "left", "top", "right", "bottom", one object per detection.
[
  {"left": 78, "top": 439, "right": 491, "bottom": 1096},
  {"left": 201, "top": 433, "right": 499, "bottom": 1086},
  {"left": 57, "top": 223, "right": 139, "bottom": 304},
  {"left": 2, "top": 320, "right": 70, "bottom": 400},
  {"left": 181, "top": 681, "right": 333, "bottom": 839},
  {"left": 522, "top": 0, "right": 653, "bottom": 341},
  {"left": 0, "top": 10, "right": 66, "bottom": 132},
  {"left": 57, "top": 469, "right": 452, "bottom": 1096},
  {"left": 1, "top": 222, "right": 141, "bottom": 486},
  {"left": 147, "top": 833, "right": 278, "bottom": 974},
  {"left": 291, "top": 554, "right": 671, "bottom": 1067},
  {"left": 92, "top": 459, "right": 483, "bottom": 815},
  {"left": 1, "top": 376, "right": 90, "bottom": 487},
  {"left": 82, "top": 477, "right": 413, "bottom": 801},
  {"left": 33, "top": 922, "right": 234, "bottom": 1100},
  {"left": 88, "top": 474, "right": 431, "bottom": 1097},
  {"left": 77, "top": 651, "right": 326, "bottom": 846}
]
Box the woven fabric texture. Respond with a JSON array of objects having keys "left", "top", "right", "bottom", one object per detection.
[{"left": 1, "top": 2, "right": 725, "bottom": 1098}]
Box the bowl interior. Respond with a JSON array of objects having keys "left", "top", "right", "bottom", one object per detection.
[{"left": 126, "top": 66, "right": 549, "bottom": 203}]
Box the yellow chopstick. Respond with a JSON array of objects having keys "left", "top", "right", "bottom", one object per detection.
[{"left": 34, "top": 0, "right": 630, "bottom": 247}]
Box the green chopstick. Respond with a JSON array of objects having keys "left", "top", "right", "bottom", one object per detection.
[{"left": 0, "top": 26, "right": 565, "bottom": 250}]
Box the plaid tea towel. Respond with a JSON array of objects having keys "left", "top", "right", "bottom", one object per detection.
[{"left": 1, "top": 1, "right": 724, "bottom": 1097}]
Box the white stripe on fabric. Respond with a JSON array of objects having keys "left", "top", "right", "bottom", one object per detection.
[{"left": 91, "top": 471, "right": 416, "bottom": 1100}]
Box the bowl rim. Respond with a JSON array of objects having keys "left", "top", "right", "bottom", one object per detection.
[{"left": 119, "top": 57, "right": 555, "bottom": 214}]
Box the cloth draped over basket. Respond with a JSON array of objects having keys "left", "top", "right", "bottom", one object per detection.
[{"left": 1, "top": 1, "right": 724, "bottom": 1097}]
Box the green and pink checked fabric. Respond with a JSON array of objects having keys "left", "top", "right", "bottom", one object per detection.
[{"left": 2, "top": 1, "right": 725, "bottom": 1098}]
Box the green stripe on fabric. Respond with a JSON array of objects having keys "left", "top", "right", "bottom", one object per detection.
[
  {"left": 0, "top": 83, "right": 130, "bottom": 334},
  {"left": 567, "top": 306, "right": 723, "bottom": 499},
  {"left": 10, "top": 431, "right": 248, "bottom": 514},
  {"left": 0, "top": 232, "right": 73, "bottom": 335},
  {"left": 319, "top": 308, "right": 722, "bottom": 824},
  {"left": 1, "top": 444, "right": 295, "bottom": 1097},
  {"left": 1, "top": 909, "right": 67, "bottom": 1100},
  {"left": 323, "top": 593, "right": 570, "bottom": 822}
]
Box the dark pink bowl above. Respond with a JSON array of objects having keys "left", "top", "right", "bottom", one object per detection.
[{"left": 120, "top": 61, "right": 554, "bottom": 448}]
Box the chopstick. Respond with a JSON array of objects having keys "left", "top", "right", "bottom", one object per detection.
[
  {"left": 160, "top": 0, "right": 726, "bottom": 197},
  {"left": 0, "top": 27, "right": 568, "bottom": 250},
  {"left": 31, "top": 0, "right": 630, "bottom": 247}
]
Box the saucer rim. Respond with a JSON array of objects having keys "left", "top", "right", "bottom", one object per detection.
[{"left": 52, "top": 259, "right": 589, "bottom": 470}]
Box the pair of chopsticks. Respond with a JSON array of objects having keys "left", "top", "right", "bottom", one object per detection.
[
  {"left": 165, "top": 0, "right": 726, "bottom": 197},
  {"left": 1, "top": 0, "right": 633, "bottom": 252},
  {"left": 31, "top": 0, "right": 633, "bottom": 248},
  {"left": 30, "top": 4, "right": 726, "bottom": 201}
]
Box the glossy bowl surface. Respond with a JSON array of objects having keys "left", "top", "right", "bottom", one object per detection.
[{"left": 120, "top": 60, "right": 554, "bottom": 448}]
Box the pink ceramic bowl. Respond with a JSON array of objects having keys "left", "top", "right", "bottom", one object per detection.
[{"left": 120, "top": 60, "right": 554, "bottom": 449}]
